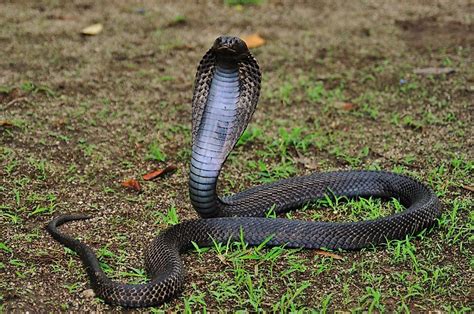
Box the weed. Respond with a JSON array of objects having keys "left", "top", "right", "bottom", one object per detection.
[
  {"left": 146, "top": 141, "right": 166, "bottom": 162},
  {"left": 306, "top": 82, "right": 326, "bottom": 102},
  {"left": 154, "top": 205, "right": 180, "bottom": 226},
  {"left": 237, "top": 127, "right": 262, "bottom": 146},
  {"left": 20, "top": 81, "right": 56, "bottom": 97}
]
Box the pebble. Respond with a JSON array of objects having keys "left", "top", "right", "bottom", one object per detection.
[{"left": 82, "top": 289, "right": 95, "bottom": 298}]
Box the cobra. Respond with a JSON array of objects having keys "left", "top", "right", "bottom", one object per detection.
[{"left": 47, "top": 36, "right": 440, "bottom": 307}]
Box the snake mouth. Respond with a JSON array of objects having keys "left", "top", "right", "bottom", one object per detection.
[{"left": 215, "top": 46, "right": 237, "bottom": 53}]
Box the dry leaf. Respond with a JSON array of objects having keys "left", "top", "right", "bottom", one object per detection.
[
  {"left": 314, "top": 250, "right": 343, "bottom": 260},
  {"left": 462, "top": 185, "right": 474, "bottom": 192},
  {"left": 217, "top": 254, "right": 229, "bottom": 265},
  {"left": 413, "top": 67, "right": 455, "bottom": 75},
  {"left": 334, "top": 101, "right": 356, "bottom": 111},
  {"left": 121, "top": 178, "right": 141, "bottom": 191},
  {"left": 143, "top": 165, "right": 177, "bottom": 181},
  {"left": 81, "top": 23, "right": 103, "bottom": 36},
  {"left": 242, "top": 33, "right": 265, "bottom": 49},
  {"left": 0, "top": 120, "right": 14, "bottom": 127}
]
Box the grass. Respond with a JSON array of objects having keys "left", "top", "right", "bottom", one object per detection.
[
  {"left": 224, "top": 0, "right": 263, "bottom": 6},
  {"left": 1, "top": 1, "right": 472, "bottom": 312}
]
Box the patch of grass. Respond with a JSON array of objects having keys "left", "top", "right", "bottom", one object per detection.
[
  {"left": 224, "top": 0, "right": 262, "bottom": 6},
  {"left": 20, "top": 81, "right": 56, "bottom": 97},
  {"left": 154, "top": 205, "right": 180, "bottom": 226},
  {"left": 146, "top": 141, "right": 167, "bottom": 162},
  {"left": 274, "top": 127, "right": 315, "bottom": 155},
  {"left": 237, "top": 127, "right": 262, "bottom": 147},
  {"left": 247, "top": 158, "right": 296, "bottom": 183},
  {"left": 0, "top": 242, "right": 12, "bottom": 253}
]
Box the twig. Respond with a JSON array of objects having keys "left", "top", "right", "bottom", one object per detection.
[{"left": 4, "top": 96, "right": 28, "bottom": 109}]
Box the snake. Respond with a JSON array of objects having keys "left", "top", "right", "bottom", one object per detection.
[{"left": 47, "top": 36, "right": 441, "bottom": 307}]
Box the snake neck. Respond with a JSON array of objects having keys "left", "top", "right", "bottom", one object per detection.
[{"left": 189, "top": 62, "right": 240, "bottom": 217}]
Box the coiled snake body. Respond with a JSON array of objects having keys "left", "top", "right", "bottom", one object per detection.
[{"left": 47, "top": 36, "right": 441, "bottom": 307}]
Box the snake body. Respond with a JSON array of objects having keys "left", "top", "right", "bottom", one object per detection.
[{"left": 47, "top": 36, "right": 441, "bottom": 307}]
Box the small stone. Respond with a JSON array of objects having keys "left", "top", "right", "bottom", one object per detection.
[{"left": 82, "top": 289, "right": 95, "bottom": 298}]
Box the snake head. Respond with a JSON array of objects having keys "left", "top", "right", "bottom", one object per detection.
[{"left": 212, "top": 36, "right": 250, "bottom": 61}]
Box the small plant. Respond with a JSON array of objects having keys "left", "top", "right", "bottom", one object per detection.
[
  {"left": 278, "top": 82, "right": 294, "bottom": 105},
  {"left": 119, "top": 267, "right": 148, "bottom": 284},
  {"left": 173, "top": 15, "right": 186, "bottom": 24},
  {"left": 0, "top": 242, "right": 12, "bottom": 253},
  {"left": 306, "top": 82, "right": 326, "bottom": 103},
  {"left": 399, "top": 81, "right": 418, "bottom": 94},
  {"left": 146, "top": 142, "right": 166, "bottom": 162},
  {"left": 64, "top": 282, "right": 80, "bottom": 293},
  {"left": 167, "top": 15, "right": 187, "bottom": 27},
  {"left": 248, "top": 159, "right": 296, "bottom": 183},
  {"left": 78, "top": 139, "right": 95, "bottom": 157},
  {"left": 20, "top": 81, "right": 56, "bottom": 97},
  {"left": 237, "top": 127, "right": 262, "bottom": 146},
  {"left": 154, "top": 205, "right": 179, "bottom": 225},
  {"left": 274, "top": 127, "right": 315, "bottom": 155}
]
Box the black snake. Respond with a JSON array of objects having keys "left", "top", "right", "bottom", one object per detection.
[{"left": 47, "top": 36, "right": 441, "bottom": 307}]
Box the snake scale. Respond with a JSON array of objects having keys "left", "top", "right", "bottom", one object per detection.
[{"left": 47, "top": 36, "right": 441, "bottom": 307}]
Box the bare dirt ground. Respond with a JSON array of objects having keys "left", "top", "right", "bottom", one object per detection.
[{"left": 1, "top": 0, "right": 473, "bottom": 312}]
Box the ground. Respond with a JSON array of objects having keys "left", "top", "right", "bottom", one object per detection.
[{"left": 1, "top": 0, "right": 473, "bottom": 312}]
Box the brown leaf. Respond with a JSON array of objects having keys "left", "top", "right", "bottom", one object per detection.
[
  {"left": 341, "top": 102, "right": 355, "bottom": 111},
  {"left": 81, "top": 23, "right": 103, "bottom": 36},
  {"left": 333, "top": 101, "right": 356, "bottom": 111},
  {"left": 242, "top": 33, "right": 265, "bottom": 49},
  {"left": 121, "top": 178, "right": 141, "bottom": 191},
  {"left": 314, "top": 250, "right": 343, "bottom": 260},
  {"left": 462, "top": 185, "right": 474, "bottom": 192},
  {"left": 0, "top": 120, "right": 14, "bottom": 127},
  {"left": 143, "top": 165, "right": 177, "bottom": 181}
]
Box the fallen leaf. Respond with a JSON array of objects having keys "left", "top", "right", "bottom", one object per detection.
[
  {"left": 81, "top": 23, "right": 103, "bottom": 36},
  {"left": 333, "top": 101, "right": 356, "bottom": 111},
  {"left": 242, "top": 33, "right": 265, "bottom": 49},
  {"left": 143, "top": 165, "right": 177, "bottom": 181},
  {"left": 413, "top": 67, "right": 455, "bottom": 75},
  {"left": 121, "top": 178, "right": 141, "bottom": 191},
  {"left": 217, "top": 254, "right": 230, "bottom": 266},
  {"left": 0, "top": 120, "right": 14, "bottom": 127},
  {"left": 462, "top": 185, "right": 474, "bottom": 192},
  {"left": 314, "top": 250, "right": 343, "bottom": 260}
]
